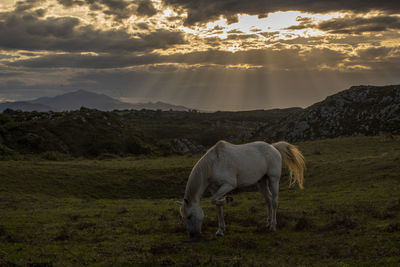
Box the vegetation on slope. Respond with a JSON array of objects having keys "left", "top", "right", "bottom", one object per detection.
[{"left": 0, "top": 108, "right": 297, "bottom": 158}]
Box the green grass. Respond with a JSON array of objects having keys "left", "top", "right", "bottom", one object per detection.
[{"left": 0, "top": 136, "right": 400, "bottom": 266}]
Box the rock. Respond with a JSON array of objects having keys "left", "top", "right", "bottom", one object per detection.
[
  {"left": 171, "top": 138, "right": 205, "bottom": 154},
  {"left": 253, "top": 85, "right": 400, "bottom": 142}
]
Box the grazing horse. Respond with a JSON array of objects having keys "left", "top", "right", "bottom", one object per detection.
[{"left": 177, "top": 140, "right": 305, "bottom": 237}]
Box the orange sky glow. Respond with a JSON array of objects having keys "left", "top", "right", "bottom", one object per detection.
[{"left": 0, "top": 0, "right": 399, "bottom": 110}]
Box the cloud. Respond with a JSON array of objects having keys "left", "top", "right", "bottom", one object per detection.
[
  {"left": 286, "top": 14, "right": 400, "bottom": 34},
  {"left": 9, "top": 47, "right": 347, "bottom": 71},
  {"left": 318, "top": 15, "right": 400, "bottom": 34},
  {"left": 357, "top": 47, "right": 394, "bottom": 59},
  {"left": 163, "top": 0, "right": 400, "bottom": 25},
  {"left": 136, "top": 0, "right": 157, "bottom": 16},
  {"left": 57, "top": 0, "right": 157, "bottom": 20},
  {"left": 0, "top": 9, "right": 185, "bottom": 52},
  {"left": 9, "top": 53, "right": 163, "bottom": 68},
  {"left": 14, "top": 0, "right": 45, "bottom": 12}
]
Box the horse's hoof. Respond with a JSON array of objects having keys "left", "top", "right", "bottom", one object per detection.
[{"left": 216, "top": 230, "right": 224, "bottom": 237}]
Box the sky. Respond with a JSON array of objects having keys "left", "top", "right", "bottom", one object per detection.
[{"left": 0, "top": 0, "right": 399, "bottom": 110}]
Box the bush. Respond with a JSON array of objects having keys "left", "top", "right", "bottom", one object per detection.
[
  {"left": 41, "top": 151, "right": 70, "bottom": 161},
  {"left": 0, "top": 143, "right": 15, "bottom": 156},
  {"left": 97, "top": 153, "right": 119, "bottom": 160}
]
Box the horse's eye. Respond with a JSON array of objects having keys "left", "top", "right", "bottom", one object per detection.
[{"left": 187, "top": 215, "right": 192, "bottom": 220}]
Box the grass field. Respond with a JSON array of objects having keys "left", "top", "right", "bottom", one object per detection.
[{"left": 0, "top": 136, "right": 400, "bottom": 266}]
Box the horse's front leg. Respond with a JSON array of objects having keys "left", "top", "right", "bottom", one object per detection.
[
  {"left": 210, "top": 183, "right": 235, "bottom": 236},
  {"left": 215, "top": 204, "right": 225, "bottom": 236}
]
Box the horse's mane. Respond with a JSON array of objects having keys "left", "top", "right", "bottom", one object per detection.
[{"left": 184, "top": 148, "right": 215, "bottom": 202}]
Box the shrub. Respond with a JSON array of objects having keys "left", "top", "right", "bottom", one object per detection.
[{"left": 41, "top": 151, "right": 70, "bottom": 161}]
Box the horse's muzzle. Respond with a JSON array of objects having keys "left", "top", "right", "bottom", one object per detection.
[{"left": 188, "top": 232, "right": 201, "bottom": 238}]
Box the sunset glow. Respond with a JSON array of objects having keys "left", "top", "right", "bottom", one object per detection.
[{"left": 0, "top": 0, "right": 399, "bottom": 110}]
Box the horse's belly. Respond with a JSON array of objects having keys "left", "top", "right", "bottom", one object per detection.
[{"left": 236, "top": 171, "right": 265, "bottom": 187}]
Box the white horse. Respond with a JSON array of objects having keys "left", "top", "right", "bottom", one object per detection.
[{"left": 177, "top": 140, "right": 305, "bottom": 237}]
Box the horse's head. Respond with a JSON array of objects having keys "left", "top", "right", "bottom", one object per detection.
[{"left": 177, "top": 199, "right": 204, "bottom": 237}]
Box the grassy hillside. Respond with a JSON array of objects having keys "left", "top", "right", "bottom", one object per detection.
[{"left": 0, "top": 136, "right": 400, "bottom": 266}]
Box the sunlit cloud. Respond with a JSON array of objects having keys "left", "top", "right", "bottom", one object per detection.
[{"left": 0, "top": 0, "right": 399, "bottom": 110}]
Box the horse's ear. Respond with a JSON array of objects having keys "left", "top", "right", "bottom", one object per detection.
[{"left": 176, "top": 201, "right": 183, "bottom": 206}]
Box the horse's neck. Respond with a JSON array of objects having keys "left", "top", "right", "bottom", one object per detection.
[{"left": 184, "top": 157, "right": 210, "bottom": 204}]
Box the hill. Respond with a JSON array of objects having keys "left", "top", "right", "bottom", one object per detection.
[
  {"left": 0, "top": 90, "right": 190, "bottom": 112},
  {"left": 0, "top": 84, "right": 399, "bottom": 158},
  {"left": 0, "top": 107, "right": 297, "bottom": 157},
  {"left": 254, "top": 85, "right": 400, "bottom": 141},
  {"left": 0, "top": 136, "right": 399, "bottom": 265}
]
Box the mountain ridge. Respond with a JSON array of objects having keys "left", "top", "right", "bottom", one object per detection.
[{"left": 0, "top": 90, "right": 190, "bottom": 112}]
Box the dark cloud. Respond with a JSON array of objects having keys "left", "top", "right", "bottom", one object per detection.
[
  {"left": 357, "top": 47, "right": 394, "bottom": 60},
  {"left": 0, "top": 10, "right": 185, "bottom": 52},
  {"left": 259, "top": 31, "right": 279, "bottom": 38},
  {"left": 9, "top": 53, "right": 163, "bottom": 68},
  {"left": 136, "top": 0, "right": 157, "bottom": 16},
  {"left": 318, "top": 15, "right": 400, "bottom": 34},
  {"left": 163, "top": 0, "right": 400, "bottom": 25},
  {"left": 57, "top": 0, "right": 85, "bottom": 7},
  {"left": 226, "top": 33, "right": 259, "bottom": 40},
  {"left": 285, "top": 15, "right": 400, "bottom": 34},
  {"left": 57, "top": 0, "right": 156, "bottom": 20},
  {"left": 227, "top": 29, "right": 243, "bottom": 34},
  {"left": 10, "top": 47, "right": 346, "bottom": 71},
  {"left": 285, "top": 17, "right": 315, "bottom": 30},
  {"left": 14, "top": 0, "right": 44, "bottom": 12}
]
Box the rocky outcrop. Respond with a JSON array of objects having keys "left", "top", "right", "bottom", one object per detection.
[
  {"left": 171, "top": 138, "right": 205, "bottom": 154},
  {"left": 254, "top": 85, "right": 400, "bottom": 142}
]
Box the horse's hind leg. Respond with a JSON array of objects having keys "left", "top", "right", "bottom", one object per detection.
[
  {"left": 268, "top": 175, "right": 280, "bottom": 232},
  {"left": 257, "top": 176, "right": 272, "bottom": 228}
]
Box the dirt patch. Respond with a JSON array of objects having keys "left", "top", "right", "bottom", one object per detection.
[
  {"left": 132, "top": 224, "right": 152, "bottom": 235},
  {"left": 277, "top": 212, "right": 299, "bottom": 229},
  {"left": 0, "top": 224, "right": 6, "bottom": 236},
  {"left": 75, "top": 222, "right": 96, "bottom": 230},
  {"left": 5, "top": 233, "right": 23, "bottom": 243},
  {"left": 384, "top": 223, "right": 400, "bottom": 233},
  {"left": 322, "top": 215, "right": 357, "bottom": 231},
  {"left": 27, "top": 262, "right": 53, "bottom": 267},
  {"left": 229, "top": 237, "right": 257, "bottom": 249},
  {"left": 149, "top": 242, "right": 179, "bottom": 254},
  {"left": 117, "top": 207, "right": 128, "bottom": 214},
  {"left": 158, "top": 214, "right": 168, "bottom": 221},
  {"left": 66, "top": 214, "right": 83, "bottom": 222},
  {"left": 227, "top": 213, "right": 259, "bottom": 227},
  {"left": 371, "top": 210, "right": 396, "bottom": 220},
  {"left": 54, "top": 226, "right": 73, "bottom": 241},
  {"left": 319, "top": 206, "right": 337, "bottom": 215},
  {"left": 386, "top": 199, "right": 400, "bottom": 212},
  {"left": 294, "top": 216, "right": 314, "bottom": 231}
]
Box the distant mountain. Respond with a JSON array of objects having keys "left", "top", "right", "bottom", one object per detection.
[
  {"left": 0, "top": 90, "right": 190, "bottom": 112},
  {"left": 254, "top": 85, "right": 400, "bottom": 141},
  {"left": 0, "top": 101, "right": 52, "bottom": 112}
]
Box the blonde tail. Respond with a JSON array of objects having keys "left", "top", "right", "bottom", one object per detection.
[{"left": 272, "top": 141, "right": 305, "bottom": 189}]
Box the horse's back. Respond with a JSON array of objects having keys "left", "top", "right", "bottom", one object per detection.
[{"left": 209, "top": 141, "right": 281, "bottom": 187}]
